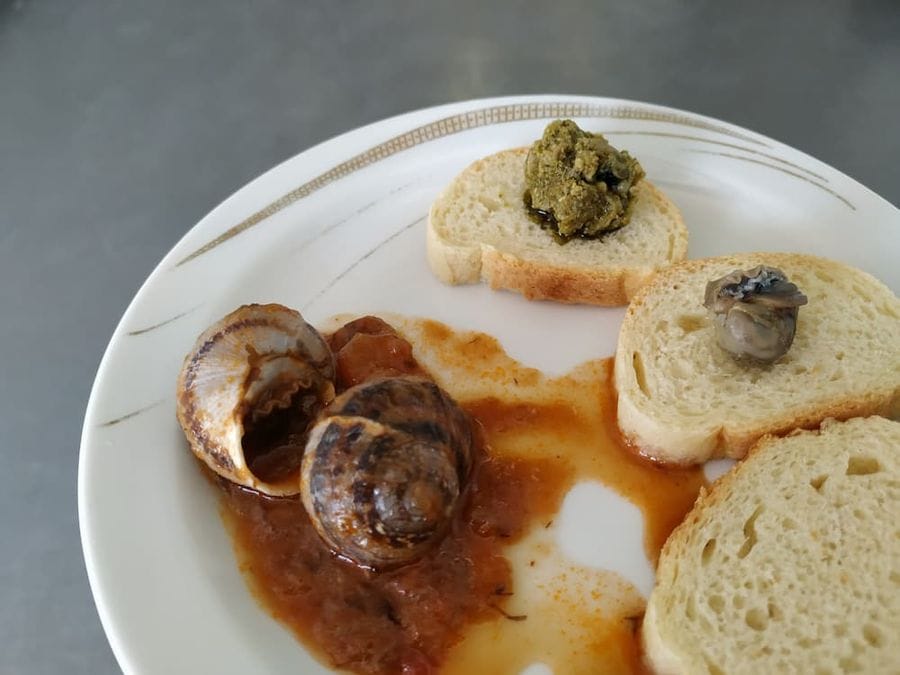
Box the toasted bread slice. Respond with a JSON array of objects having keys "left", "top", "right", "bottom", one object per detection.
[
  {"left": 427, "top": 148, "right": 688, "bottom": 306},
  {"left": 614, "top": 252, "right": 900, "bottom": 465},
  {"left": 643, "top": 416, "right": 900, "bottom": 674}
]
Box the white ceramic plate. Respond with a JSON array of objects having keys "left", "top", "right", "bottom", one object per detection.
[{"left": 78, "top": 95, "right": 900, "bottom": 674}]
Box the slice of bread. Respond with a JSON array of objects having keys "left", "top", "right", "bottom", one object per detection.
[
  {"left": 643, "top": 416, "right": 900, "bottom": 675},
  {"left": 614, "top": 252, "right": 900, "bottom": 465},
  {"left": 427, "top": 148, "right": 688, "bottom": 306}
]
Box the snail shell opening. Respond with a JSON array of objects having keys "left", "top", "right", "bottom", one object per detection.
[{"left": 176, "top": 304, "right": 335, "bottom": 496}]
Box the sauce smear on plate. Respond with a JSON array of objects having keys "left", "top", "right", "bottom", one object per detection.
[{"left": 217, "top": 317, "right": 704, "bottom": 674}]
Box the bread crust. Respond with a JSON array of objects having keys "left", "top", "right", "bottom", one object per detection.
[
  {"left": 482, "top": 249, "right": 631, "bottom": 305},
  {"left": 641, "top": 601, "right": 685, "bottom": 675},
  {"left": 426, "top": 149, "right": 688, "bottom": 306},
  {"left": 619, "top": 384, "right": 897, "bottom": 466}
]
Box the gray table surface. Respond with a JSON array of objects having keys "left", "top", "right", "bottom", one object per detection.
[{"left": 1, "top": 1, "right": 898, "bottom": 673}]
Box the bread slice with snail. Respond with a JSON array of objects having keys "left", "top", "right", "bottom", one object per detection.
[
  {"left": 427, "top": 120, "right": 688, "bottom": 306},
  {"left": 614, "top": 252, "right": 900, "bottom": 465}
]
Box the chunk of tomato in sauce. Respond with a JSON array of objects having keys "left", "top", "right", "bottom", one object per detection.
[{"left": 329, "top": 316, "right": 426, "bottom": 388}]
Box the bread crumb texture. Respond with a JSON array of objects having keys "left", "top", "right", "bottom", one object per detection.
[{"left": 645, "top": 416, "right": 900, "bottom": 674}]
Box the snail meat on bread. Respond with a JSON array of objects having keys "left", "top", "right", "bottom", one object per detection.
[{"left": 704, "top": 265, "right": 808, "bottom": 363}]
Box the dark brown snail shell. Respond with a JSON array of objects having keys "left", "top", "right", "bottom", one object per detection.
[
  {"left": 299, "top": 376, "right": 474, "bottom": 569},
  {"left": 704, "top": 266, "right": 808, "bottom": 363}
]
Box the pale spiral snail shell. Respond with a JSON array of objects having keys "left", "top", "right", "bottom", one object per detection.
[{"left": 176, "top": 303, "right": 335, "bottom": 496}]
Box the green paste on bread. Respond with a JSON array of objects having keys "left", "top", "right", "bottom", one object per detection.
[{"left": 524, "top": 119, "right": 645, "bottom": 242}]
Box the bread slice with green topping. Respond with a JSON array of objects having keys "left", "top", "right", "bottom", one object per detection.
[
  {"left": 426, "top": 148, "right": 688, "bottom": 306},
  {"left": 643, "top": 416, "right": 900, "bottom": 674},
  {"left": 614, "top": 252, "right": 900, "bottom": 465}
]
